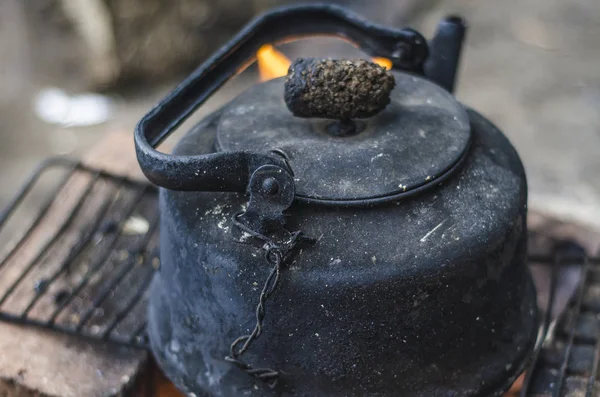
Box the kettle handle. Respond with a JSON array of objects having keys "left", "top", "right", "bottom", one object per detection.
[{"left": 135, "top": 4, "right": 432, "bottom": 192}]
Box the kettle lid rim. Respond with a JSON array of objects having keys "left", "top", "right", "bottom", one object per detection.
[{"left": 216, "top": 71, "right": 471, "bottom": 204}]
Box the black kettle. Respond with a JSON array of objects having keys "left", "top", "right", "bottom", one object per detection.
[{"left": 135, "top": 4, "right": 538, "bottom": 396}]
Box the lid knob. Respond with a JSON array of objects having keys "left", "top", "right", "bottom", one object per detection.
[{"left": 284, "top": 58, "right": 395, "bottom": 123}]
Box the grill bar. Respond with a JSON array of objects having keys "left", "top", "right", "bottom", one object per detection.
[
  {"left": 527, "top": 255, "right": 600, "bottom": 266},
  {"left": 0, "top": 158, "right": 157, "bottom": 347},
  {"left": 519, "top": 252, "right": 560, "bottom": 397},
  {"left": 101, "top": 265, "right": 155, "bottom": 339},
  {"left": 0, "top": 310, "right": 147, "bottom": 348},
  {"left": 19, "top": 183, "right": 121, "bottom": 317},
  {"left": 553, "top": 253, "right": 590, "bottom": 397},
  {"left": 46, "top": 187, "right": 154, "bottom": 325},
  {"left": 77, "top": 215, "right": 158, "bottom": 330},
  {"left": 588, "top": 339, "right": 600, "bottom": 397},
  {"left": 0, "top": 173, "right": 100, "bottom": 307},
  {"left": 0, "top": 162, "right": 76, "bottom": 271},
  {"left": 0, "top": 158, "right": 76, "bottom": 229},
  {"left": 76, "top": 213, "right": 158, "bottom": 332}
]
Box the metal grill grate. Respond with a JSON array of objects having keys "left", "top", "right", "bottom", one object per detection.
[
  {"left": 1, "top": 158, "right": 600, "bottom": 396},
  {"left": 521, "top": 233, "right": 600, "bottom": 396},
  {"left": 0, "top": 158, "right": 158, "bottom": 348}
]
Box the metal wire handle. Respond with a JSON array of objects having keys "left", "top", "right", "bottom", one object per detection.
[
  {"left": 224, "top": 212, "right": 315, "bottom": 388},
  {"left": 134, "top": 3, "right": 429, "bottom": 193}
]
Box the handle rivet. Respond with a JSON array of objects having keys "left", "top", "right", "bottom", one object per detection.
[{"left": 262, "top": 178, "right": 280, "bottom": 196}]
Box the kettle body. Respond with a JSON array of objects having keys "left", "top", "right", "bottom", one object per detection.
[
  {"left": 147, "top": 103, "right": 536, "bottom": 397},
  {"left": 135, "top": 5, "right": 538, "bottom": 396}
]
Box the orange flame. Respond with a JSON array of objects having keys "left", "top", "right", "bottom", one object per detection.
[
  {"left": 256, "top": 44, "right": 392, "bottom": 82},
  {"left": 257, "top": 44, "right": 291, "bottom": 82},
  {"left": 372, "top": 57, "right": 392, "bottom": 70}
]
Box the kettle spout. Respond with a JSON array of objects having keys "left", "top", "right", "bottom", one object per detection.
[{"left": 424, "top": 16, "right": 467, "bottom": 93}]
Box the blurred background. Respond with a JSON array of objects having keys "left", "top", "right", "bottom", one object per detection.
[{"left": 0, "top": 0, "right": 599, "bottom": 230}]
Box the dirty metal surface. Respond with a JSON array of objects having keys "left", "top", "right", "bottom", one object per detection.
[{"left": 0, "top": 158, "right": 600, "bottom": 396}]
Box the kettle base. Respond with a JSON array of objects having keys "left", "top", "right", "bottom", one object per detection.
[{"left": 148, "top": 268, "right": 538, "bottom": 397}]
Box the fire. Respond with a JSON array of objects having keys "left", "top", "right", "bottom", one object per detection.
[
  {"left": 257, "top": 44, "right": 291, "bottom": 82},
  {"left": 256, "top": 44, "right": 393, "bottom": 82},
  {"left": 372, "top": 57, "right": 392, "bottom": 70}
]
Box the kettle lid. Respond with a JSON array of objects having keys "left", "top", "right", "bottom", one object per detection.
[{"left": 217, "top": 68, "right": 471, "bottom": 205}]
